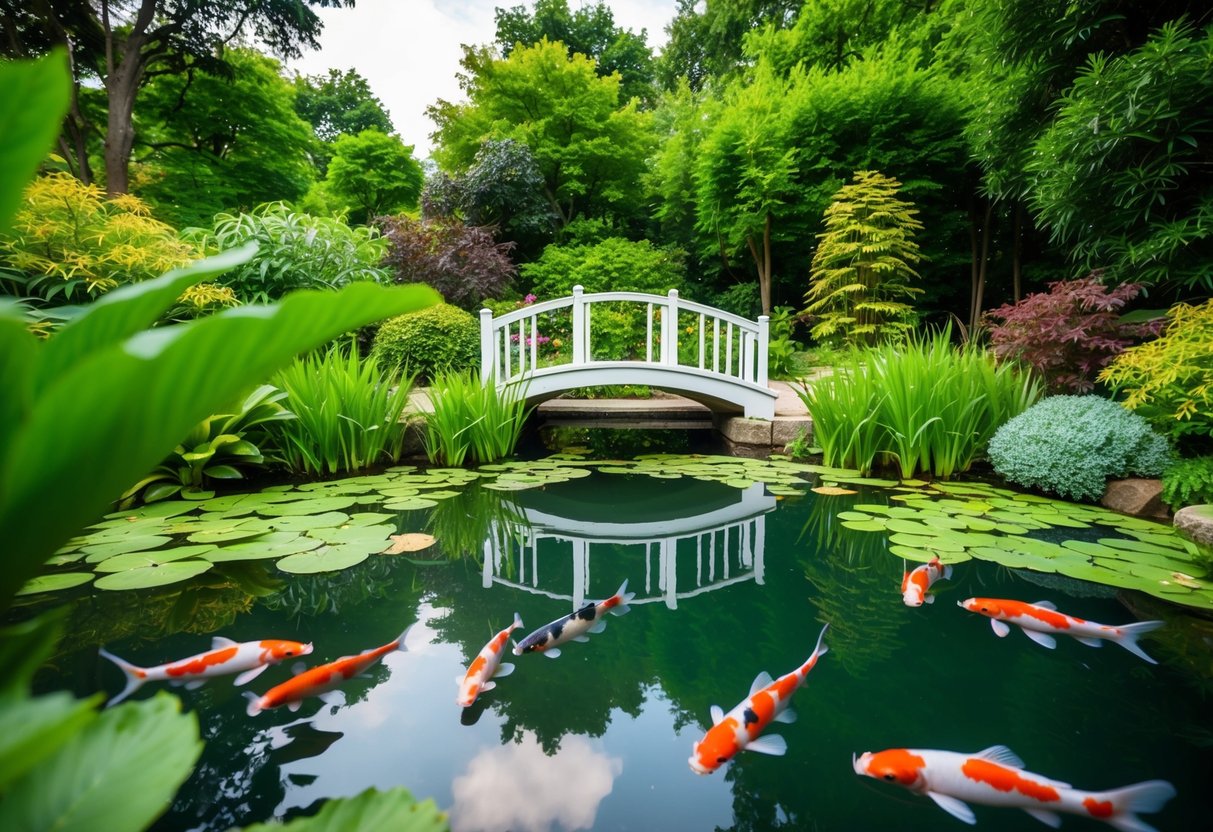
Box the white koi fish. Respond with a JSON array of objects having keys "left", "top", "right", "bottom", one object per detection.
[
  {"left": 458, "top": 612, "right": 524, "bottom": 707},
  {"left": 959, "top": 597, "right": 1163, "bottom": 663},
  {"left": 99, "top": 637, "right": 312, "bottom": 707},
  {"left": 902, "top": 556, "right": 953, "bottom": 606},
  {"left": 244, "top": 626, "right": 411, "bottom": 716},
  {"left": 689, "top": 623, "right": 829, "bottom": 775},
  {"left": 853, "top": 745, "right": 1176, "bottom": 831},
  {"left": 513, "top": 580, "right": 634, "bottom": 659}
]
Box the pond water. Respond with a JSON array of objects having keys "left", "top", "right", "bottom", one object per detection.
[{"left": 26, "top": 461, "right": 1211, "bottom": 832}]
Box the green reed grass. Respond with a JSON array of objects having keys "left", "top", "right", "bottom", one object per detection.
[
  {"left": 424, "top": 371, "right": 531, "bottom": 466},
  {"left": 796, "top": 329, "right": 1042, "bottom": 478},
  {"left": 271, "top": 346, "right": 414, "bottom": 475}
]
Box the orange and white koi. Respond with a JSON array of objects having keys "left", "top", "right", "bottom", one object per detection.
[
  {"left": 902, "top": 556, "right": 953, "bottom": 607},
  {"left": 853, "top": 745, "right": 1176, "bottom": 831},
  {"left": 959, "top": 597, "right": 1163, "bottom": 663},
  {"left": 99, "top": 638, "right": 312, "bottom": 707},
  {"left": 689, "top": 623, "right": 829, "bottom": 775},
  {"left": 458, "top": 612, "right": 524, "bottom": 707},
  {"left": 244, "top": 625, "right": 412, "bottom": 716},
  {"left": 513, "top": 580, "right": 634, "bottom": 659}
]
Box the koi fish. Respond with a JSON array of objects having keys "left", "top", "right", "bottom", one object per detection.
[
  {"left": 99, "top": 637, "right": 312, "bottom": 707},
  {"left": 902, "top": 556, "right": 953, "bottom": 606},
  {"left": 458, "top": 612, "right": 524, "bottom": 707},
  {"left": 689, "top": 623, "right": 829, "bottom": 775},
  {"left": 244, "top": 625, "right": 412, "bottom": 716},
  {"left": 513, "top": 580, "right": 634, "bottom": 659},
  {"left": 853, "top": 744, "right": 1176, "bottom": 831},
  {"left": 959, "top": 597, "right": 1163, "bottom": 663}
]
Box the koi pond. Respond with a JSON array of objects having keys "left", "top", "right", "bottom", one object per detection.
[{"left": 18, "top": 453, "right": 1213, "bottom": 831}]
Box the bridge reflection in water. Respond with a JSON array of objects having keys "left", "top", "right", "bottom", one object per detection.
[{"left": 480, "top": 480, "right": 776, "bottom": 610}]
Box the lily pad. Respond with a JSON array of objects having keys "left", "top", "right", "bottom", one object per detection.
[
  {"left": 382, "top": 533, "right": 437, "bottom": 554},
  {"left": 94, "top": 561, "right": 213, "bottom": 590},
  {"left": 276, "top": 545, "right": 370, "bottom": 574},
  {"left": 94, "top": 545, "right": 219, "bottom": 573},
  {"left": 17, "top": 572, "right": 94, "bottom": 595},
  {"left": 257, "top": 496, "right": 358, "bottom": 516},
  {"left": 81, "top": 536, "right": 174, "bottom": 563},
  {"left": 382, "top": 496, "right": 440, "bottom": 510},
  {"left": 812, "top": 486, "right": 857, "bottom": 496},
  {"left": 204, "top": 533, "right": 323, "bottom": 562}
]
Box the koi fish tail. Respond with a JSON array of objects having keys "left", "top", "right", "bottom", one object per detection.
[
  {"left": 609, "top": 579, "right": 636, "bottom": 616},
  {"left": 1090, "top": 779, "right": 1176, "bottom": 832},
  {"left": 512, "top": 612, "right": 524, "bottom": 630},
  {"left": 808, "top": 622, "right": 830, "bottom": 664},
  {"left": 1113, "top": 620, "right": 1164, "bottom": 664},
  {"left": 243, "top": 691, "right": 264, "bottom": 717},
  {"left": 98, "top": 647, "right": 147, "bottom": 707},
  {"left": 394, "top": 624, "right": 415, "bottom": 653}
]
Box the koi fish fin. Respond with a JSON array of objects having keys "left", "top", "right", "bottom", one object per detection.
[
  {"left": 1114, "top": 620, "right": 1164, "bottom": 665},
  {"left": 98, "top": 647, "right": 147, "bottom": 708},
  {"left": 394, "top": 624, "right": 414, "bottom": 652},
  {"left": 291, "top": 661, "right": 308, "bottom": 675},
  {"left": 900, "top": 569, "right": 910, "bottom": 593},
  {"left": 513, "top": 612, "right": 524, "bottom": 629},
  {"left": 1033, "top": 600, "right": 1057, "bottom": 610},
  {"left": 1093, "top": 780, "right": 1176, "bottom": 832},
  {"left": 588, "top": 619, "right": 607, "bottom": 634},
  {"left": 745, "top": 735, "right": 787, "bottom": 756},
  {"left": 1021, "top": 628, "right": 1057, "bottom": 649},
  {"left": 493, "top": 663, "right": 515, "bottom": 679},
  {"left": 211, "top": 636, "right": 238, "bottom": 649},
  {"left": 287, "top": 700, "right": 302, "bottom": 712},
  {"left": 234, "top": 664, "right": 270, "bottom": 686},
  {"left": 811, "top": 622, "right": 830, "bottom": 660},
  {"left": 710, "top": 705, "right": 725, "bottom": 726},
  {"left": 927, "top": 792, "right": 976, "bottom": 825},
  {"left": 184, "top": 680, "right": 207, "bottom": 691},
  {"left": 990, "top": 619, "right": 1011, "bottom": 637},
  {"left": 1023, "top": 808, "right": 1062, "bottom": 828},
  {"left": 572, "top": 635, "right": 590, "bottom": 643},
  {"left": 924, "top": 594, "right": 936, "bottom": 604},
  {"left": 543, "top": 648, "right": 562, "bottom": 659},
  {"left": 1075, "top": 636, "right": 1103, "bottom": 648},
  {"left": 942, "top": 564, "right": 953, "bottom": 581},
  {"left": 974, "top": 745, "right": 1025, "bottom": 770},
  {"left": 749, "top": 672, "right": 774, "bottom": 695},
  {"left": 773, "top": 707, "right": 797, "bottom": 725},
  {"left": 243, "top": 691, "right": 263, "bottom": 717},
  {"left": 479, "top": 681, "right": 496, "bottom": 693}
]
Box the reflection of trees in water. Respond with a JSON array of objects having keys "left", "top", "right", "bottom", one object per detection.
[
  {"left": 797, "top": 490, "right": 904, "bottom": 678},
  {"left": 261, "top": 556, "right": 396, "bottom": 619},
  {"left": 425, "top": 481, "right": 527, "bottom": 564}
]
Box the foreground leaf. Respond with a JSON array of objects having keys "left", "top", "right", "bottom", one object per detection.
[{"left": 240, "top": 786, "right": 447, "bottom": 832}]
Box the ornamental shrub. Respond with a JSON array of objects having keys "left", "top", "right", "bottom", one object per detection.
[
  {"left": 1099, "top": 298, "right": 1213, "bottom": 448},
  {"left": 1161, "top": 456, "right": 1213, "bottom": 512},
  {"left": 987, "top": 395, "right": 1172, "bottom": 502},
  {"left": 520, "top": 237, "right": 686, "bottom": 297},
  {"left": 377, "top": 215, "right": 516, "bottom": 310},
  {"left": 984, "top": 275, "right": 1163, "bottom": 393},
  {"left": 370, "top": 302, "right": 480, "bottom": 383}
]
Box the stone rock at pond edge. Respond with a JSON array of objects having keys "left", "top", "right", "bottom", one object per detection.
[
  {"left": 1174, "top": 504, "right": 1213, "bottom": 548},
  {"left": 1101, "top": 478, "right": 1168, "bottom": 520}
]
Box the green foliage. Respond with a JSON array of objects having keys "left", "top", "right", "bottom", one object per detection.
[
  {"left": 0, "top": 50, "right": 69, "bottom": 234},
  {"left": 521, "top": 237, "right": 685, "bottom": 297},
  {"left": 1026, "top": 22, "right": 1213, "bottom": 291},
  {"left": 1, "top": 173, "right": 198, "bottom": 301},
  {"left": 423, "top": 371, "right": 531, "bottom": 466},
  {"left": 804, "top": 170, "right": 923, "bottom": 346},
  {"left": 988, "top": 395, "right": 1173, "bottom": 502},
  {"left": 269, "top": 346, "right": 415, "bottom": 477},
  {"left": 294, "top": 67, "right": 395, "bottom": 156},
  {"left": 797, "top": 330, "right": 1042, "bottom": 478},
  {"left": 1099, "top": 299, "right": 1213, "bottom": 447},
  {"left": 184, "top": 202, "right": 389, "bottom": 304},
  {"left": 325, "top": 130, "right": 424, "bottom": 225},
  {"left": 120, "top": 385, "right": 293, "bottom": 506},
  {"left": 429, "top": 39, "right": 654, "bottom": 228},
  {"left": 766, "top": 305, "right": 805, "bottom": 379},
  {"left": 1162, "top": 456, "right": 1213, "bottom": 512},
  {"left": 371, "top": 303, "right": 480, "bottom": 383},
  {"left": 240, "top": 786, "right": 447, "bottom": 832},
  {"left": 376, "top": 215, "right": 517, "bottom": 310},
  {"left": 133, "top": 48, "right": 316, "bottom": 227}
]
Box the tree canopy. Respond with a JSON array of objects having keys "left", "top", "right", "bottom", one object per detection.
[{"left": 326, "top": 130, "right": 424, "bottom": 226}]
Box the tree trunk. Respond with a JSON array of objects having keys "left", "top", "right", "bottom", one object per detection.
[
  {"left": 1012, "top": 203, "right": 1023, "bottom": 302},
  {"left": 101, "top": 0, "right": 155, "bottom": 195},
  {"left": 746, "top": 213, "right": 774, "bottom": 316},
  {"left": 971, "top": 200, "right": 994, "bottom": 332}
]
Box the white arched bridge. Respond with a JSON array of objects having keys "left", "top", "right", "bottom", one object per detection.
[{"left": 480, "top": 286, "right": 776, "bottom": 419}]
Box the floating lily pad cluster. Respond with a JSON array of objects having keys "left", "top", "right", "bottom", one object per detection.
[{"left": 833, "top": 479, "right": 1213, "bottom": 610}]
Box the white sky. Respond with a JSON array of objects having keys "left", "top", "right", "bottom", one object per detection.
[{"left": 289, "top": 0, "right": 678, "bottom": 160}]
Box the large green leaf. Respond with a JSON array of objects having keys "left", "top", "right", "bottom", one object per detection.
[
  {"left": 0, "top": 50, "right": 69, "bottom": 233},
  {"left": 0, "top": 278, "right": 439, "bottom": 611},
  {"left": 0, "top": 690, "right": 100, "bottom": 791},
  {"left": 240, "top": 787, "right": 448, "bottom": 832},
  {"left": 0, "top": 693, "right": 202, "bottom": 832}
]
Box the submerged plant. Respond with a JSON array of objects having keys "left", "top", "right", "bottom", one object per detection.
[{"left": 270, "top": 346, "right": 415, "bottom": 477}]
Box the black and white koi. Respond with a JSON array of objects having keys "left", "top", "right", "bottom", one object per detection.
[{"left": 513, "top": 580, "right": 635, "bottom": 659}]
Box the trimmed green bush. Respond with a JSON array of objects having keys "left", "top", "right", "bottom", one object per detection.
[
  {"left": 1162, "top": 456, "right": 1213, "bottom": 512},
  {"left": 520, "top": 237, "right": 686, "bottom": 297},
  {"left": 988, "top": 395, "right": 1172, "bottom": 502},
  {"left": 371, "top": 302, "right": 479, "bottom": 383}
]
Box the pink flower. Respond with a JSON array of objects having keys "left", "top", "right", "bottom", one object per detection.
[{"left": 524, "top": 294, "right": 537, "bottom": 305}]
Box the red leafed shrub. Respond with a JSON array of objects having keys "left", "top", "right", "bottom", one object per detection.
[
  {"left": 376, "top": 215, "right": 516, "bottom": 310},
  {"left": 984, "top": 275, "right": 1163, "bottom": 393}
]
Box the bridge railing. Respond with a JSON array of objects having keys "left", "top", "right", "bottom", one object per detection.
[{"left": 480, "top": 285, "right": 769, "bottom": 390}]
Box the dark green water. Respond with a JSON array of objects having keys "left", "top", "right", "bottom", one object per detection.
[{"left": 31, "top": 471, "right": 1211, "bottom": 831}]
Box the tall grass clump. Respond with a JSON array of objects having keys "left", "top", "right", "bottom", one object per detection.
[
  {"left": 796, "top": 329, "right": 1042, "bottom": 478},
  {"left": 424, "top": 371, "right": 531, "bottom": 466},
  {"left": 270, "top": 346, "right": 414, "bottom": 476}
]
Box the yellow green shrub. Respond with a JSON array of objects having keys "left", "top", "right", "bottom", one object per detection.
[
  {"left": 1099, "top": 299, "right": 1213, "bottom": 443},
  {"left": 0, "top": 172, "right": 197, "bottom": 301}
]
